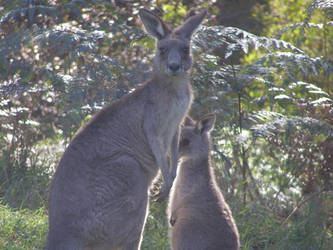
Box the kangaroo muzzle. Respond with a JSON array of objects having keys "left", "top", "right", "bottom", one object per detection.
[{"left": 167, "top": 49, "right": 182, "bottom": 75}]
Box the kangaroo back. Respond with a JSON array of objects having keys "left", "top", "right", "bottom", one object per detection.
[
  {"left": 47, "top": 9, "right": 206, "bottom": 250},
  {"left": 168, "top": 114, "right": 240, "bottom": 250}
]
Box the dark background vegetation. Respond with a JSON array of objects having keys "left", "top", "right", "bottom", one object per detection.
[{"left": 0, "top": 0, "right": 332, "bottom": 249}]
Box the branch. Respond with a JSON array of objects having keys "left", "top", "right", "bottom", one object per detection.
[{"left": 281, "top": 189, "right": 327, "bottom": 225}]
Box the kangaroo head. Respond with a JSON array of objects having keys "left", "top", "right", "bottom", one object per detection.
[
  {"left": 139, "top": 9, "right": 206, "bottom": 77},
  {"left": 179, "top": 114, "right": 216, "bottom": 159}
]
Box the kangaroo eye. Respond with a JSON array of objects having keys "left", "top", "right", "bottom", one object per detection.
[{"left": 180, "top": 138, "right": 190, "bottom": 147}]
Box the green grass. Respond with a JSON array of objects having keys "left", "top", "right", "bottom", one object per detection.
[
  {"left": 1, "top": 198, "right": 333, "bottom": 250},
  {"left": 232, "top": 198, "right": 333, "bottom": 250},
  {"left": 1, "top": 182, "right": 332, "bottom": 250},
  {"left": 0, "top": 204, "right": 48, "bottom": 250},
  {"left": 142, "top": 199, "right": 170, "bottom": 250}
]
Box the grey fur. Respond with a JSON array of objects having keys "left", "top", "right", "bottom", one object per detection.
[
  {"left": 47, "top": 9, "right": 206, "bottom": 250},
  {"left": 168, "top": 114, "right": 240, "bottom": 250}
]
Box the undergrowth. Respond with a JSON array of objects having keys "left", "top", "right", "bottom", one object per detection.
[
  {"left": 1, "top": 190, "right": 332, "bottom": 249},
  {"left": 0, "top": 204, "right": 48, "bottom": 249}
]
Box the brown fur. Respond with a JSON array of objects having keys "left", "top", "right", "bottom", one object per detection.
[
  {"left": 47, "top": 9, "right": 206, "bottom": 250},
  {"left": 168, "top": 114, "right": 240, "bottom": 250}
]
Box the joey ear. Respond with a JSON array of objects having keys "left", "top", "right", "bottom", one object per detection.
[
  {"left": 174, "top": 10, "right": 207, "bottom": 40},
  {"left": 196, "top": 113, "right": 216, "bottom": 134},
  {"left": 183, "top": 116, "right": 195, "bottom": 126},
  {"left": 139, "top": 9, "right": 171, "bottom": 40}
]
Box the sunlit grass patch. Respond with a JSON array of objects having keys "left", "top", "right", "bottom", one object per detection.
[{"left": 0, "top": 203, "right": 48, "bottom": 249}]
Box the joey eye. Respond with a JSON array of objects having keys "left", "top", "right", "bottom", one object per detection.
[
  {"left": 183, "top": 47, "right": 189, "bottom": 54},
  {"left": 159, "top": 47, "right": 168, "bottom": 54},
  {"left": 180, "top": 138, "right": 190, "bottom": 148}
]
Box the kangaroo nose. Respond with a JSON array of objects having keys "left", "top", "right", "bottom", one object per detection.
[
  {"left": 168, "top": 63, "right": 180, "bottom": 73},
  {"left": 168, "top": 49, "right": 181, "bottom": 74}
]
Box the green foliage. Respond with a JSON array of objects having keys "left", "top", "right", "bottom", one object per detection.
[
  {"left": 142, "top": 200, "right": 170, "bottom": 250},
  {"left": 0, "top": 0, "right": 147, "bottom": 208},
  {"left": 1, "top": 0, "right": 333, "bottom": 249},
  {"left": 234, "top": 192, "right": 333, "bottom": 250},
  {"left": 190, "top": 1, "right": 333, "bottom": 248},
  {"left": 0, "top": 204, "right": 48, "bottom": 249},
  {"left": 0, "top": 138, "right": 62, "bottom": 209}
]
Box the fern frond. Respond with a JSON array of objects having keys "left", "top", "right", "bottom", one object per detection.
[
  {"left": 305, "top": 0, "right": 333, "bottom": 24},
  {"left": 251, "top": 116, "right": 333, "bottom": 138},
  {"left": 0, "top": 6, "right": 58, "bottom": 24},
  {"left": 275, "top": 22, "right": 333, "bottom": 38},
  {"left": 194, "top": 26, "right": 304, "bottom": 59},
  {"left": 256, "top": 52, "right": 333, "bottom": 78}
]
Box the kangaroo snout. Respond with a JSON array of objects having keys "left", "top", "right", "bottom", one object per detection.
[
  {"left": 168, "top": 62, "right": 181, "bottom": 74},
  {"left": 167, "top": 48, "right": 182, "bottom": 75}
]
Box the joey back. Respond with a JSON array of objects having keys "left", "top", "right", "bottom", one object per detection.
[{"left": 168, "top": 114, "right": 240, "bottom": 250}]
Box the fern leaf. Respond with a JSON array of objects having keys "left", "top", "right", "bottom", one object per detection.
[
  {"left": 251, "top": 116, "right": 333, "bottom": 138},
  {"left": 194, "top": 26, "right": 304, "bottom": 59}
]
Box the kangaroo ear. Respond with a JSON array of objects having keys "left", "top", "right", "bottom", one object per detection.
[
  {"left": 183, "top": 116, "right": 195, "bottom": 126},
  {"left": 139, "top": 9, "right": 171, "bottom": 40},
  {"left": 174, "top": 10, "right": 206, "bottom": 40},
  {"left": 196, "top": 113, "right": 216, "bottom": 134}
]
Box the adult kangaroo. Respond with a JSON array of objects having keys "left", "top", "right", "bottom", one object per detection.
[
  {"left": 47, "top": 9, "right": 206, "bottom": 250},
  {"left": 168, "top": 114, "right": 240, "bottom": 250}
]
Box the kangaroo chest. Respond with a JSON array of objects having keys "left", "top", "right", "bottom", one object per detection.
[
  {"left": 158, "top": 83, "right": 192, "bottom": 137},
  {"left": 169, "top": 89, "right": 191, "bottom": 121}
]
